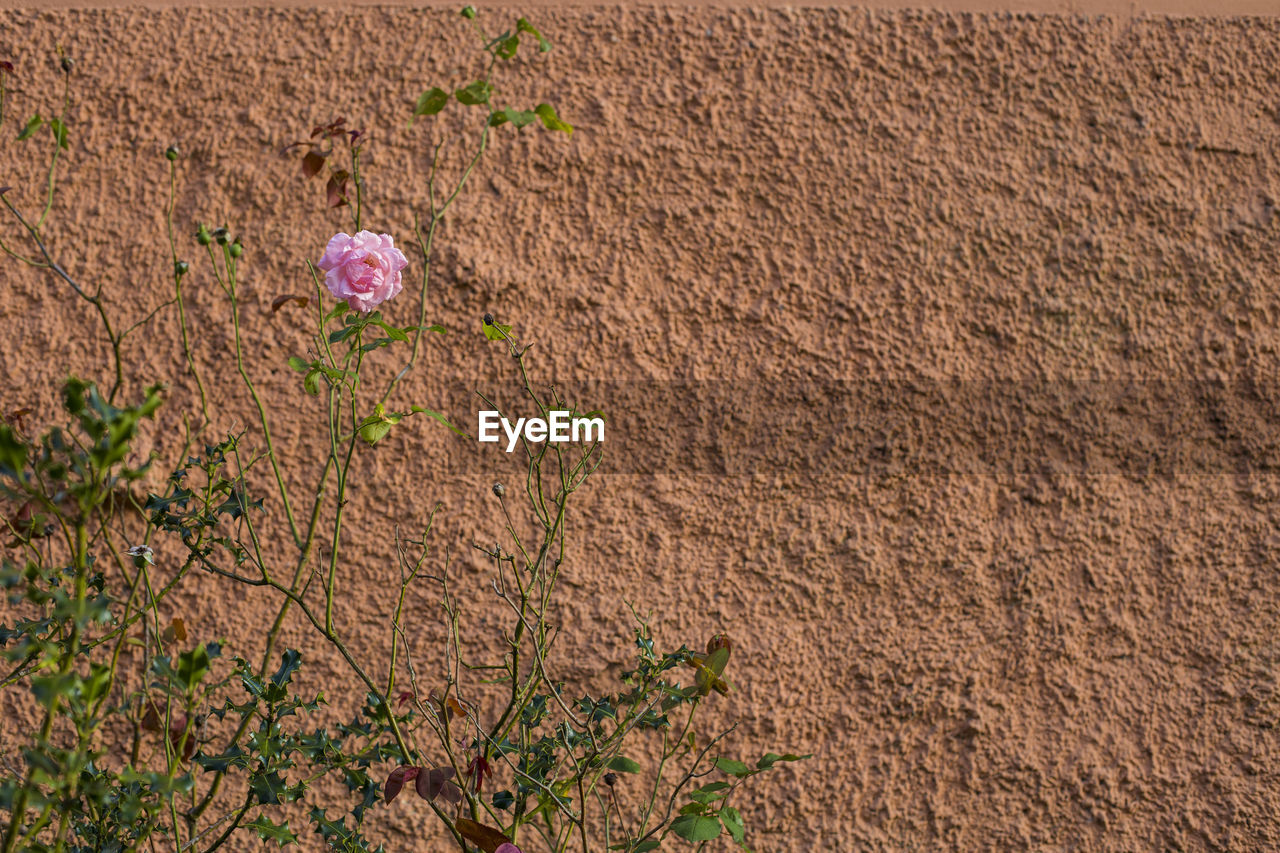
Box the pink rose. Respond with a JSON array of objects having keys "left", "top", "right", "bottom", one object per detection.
[{"left": 317, "top": 230, "right": 408, "bottom": 313}]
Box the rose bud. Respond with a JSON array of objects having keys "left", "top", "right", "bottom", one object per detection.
[{"left": 707, "top": 633, "right": 732, "bottom": 655}]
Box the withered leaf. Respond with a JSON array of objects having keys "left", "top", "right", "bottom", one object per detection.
[
  {"left": 456, "top": 818, "right": 513, "bottom": 853},
  {"left": 271, "top": 295, "right": 309, "bottom": 313}
]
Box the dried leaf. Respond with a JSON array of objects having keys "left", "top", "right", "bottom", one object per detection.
[
  {"left": 456, "top": 819, "right": 513, "bottom": 853},
  {"left": 271, "top": 295, "right": 309, "bottom": 313}
]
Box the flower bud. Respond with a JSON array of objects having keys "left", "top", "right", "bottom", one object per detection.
[
  {"left": 165, "top": 145, "right": 179, "bottom": 161},
  {"left": 492, "top": 483, "right": 505, "bottom": 498},
  {"left": 707, "top": 633, "right": 732, "bottom": 655},
  {"left": 196, "top": 226, "right": 211, "bottom": 246},
  {"left": 229, "top": 241, "right": 243, "bottom": 258}
]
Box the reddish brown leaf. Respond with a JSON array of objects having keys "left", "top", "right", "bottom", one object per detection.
[
  {"left": 427, "top": 689, "right": 468, "bottom": 721},
  {"left": 385, "top": 766, "right": 420, "bottom": 804},
  {"left": 414, "top": 766, "right": 457, "bottom": 802},
  {"left": 301, "top": 150, "right": 326, "bottom": 178},
  {"left": 326, "top": 170, "right": 349, "bottom": 208},
  {"left": 271, "top": 295, "right": 309, "bottom": 313},
  {"left": 466, "top": 755, "right": 492, "bottom": 792},
  {"left": 5, "top": 407, "right": 32, "bottom": 433},
  {"left": 456, "top": 819, "right": 513, "bottom": 853}
]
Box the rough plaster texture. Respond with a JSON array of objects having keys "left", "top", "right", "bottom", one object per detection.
[{"left": 3, "top": 5, "right": 1280, "bottom": 851}]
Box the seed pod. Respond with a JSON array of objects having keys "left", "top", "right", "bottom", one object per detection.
[
  {"left": 165, "top": 145, "right": 179, "bottom": 161},
  {"left": 492, "top": 483, "right": 505, "bottom": 498},
  {"left": 174, "top": 260, "right": 189, "bottom": 276},
  {"left": 229, "top": 241, "right": 243, "bottom": 258},
  {"left": 60, "top": 57, "right": 74, "bottom": 74},
  {"left": 604, "top": 773, "right": 617, "bottom": 787},
  {"left": 196, "top": 226, "right": 211, "bottom": 246},
  {"left": 483, "top": 313, "right": 495, "bottom": 326}
]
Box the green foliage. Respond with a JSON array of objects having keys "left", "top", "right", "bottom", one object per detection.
[
  {"left": 16, "top": 113, "right": 40, "bottom": 141},
  {"left": 0, "top": 12, "right": 804, "bottom": 853}
]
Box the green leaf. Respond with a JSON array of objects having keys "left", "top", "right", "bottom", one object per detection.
[
  {"left": 17, "top": 114, "right": 42, "bottom": 141},
  {"left": 494, "top": 31, "right": 520, "bottom": 60},
  {"left": 287, "top": 356, "right": 310, "bottom": 372},
  {"left": 358, "top": 420, "right": 392, "bottom": 445},
  {"left": 82, "top": 663, "right": 112, "bottom": 704},
  {"left": 606, "top": 755, "right": 642, "bottom": 774},
  {"left": 714, "top": 757, "right": 751, "bottom": 778},
  {"left": 721, "top": 806, "right": 745, "bottom": 844},
  {"left": 631, "top": 842, "right": 661, "bottom": 853},
  {"left": 0, "top": 424, "right": 29, "bottom": 478},
  {"left": 246, "top": 815, "right": 299, "bottom": 846},
  {"left": 177, "top": 644, "right": 211, "bottom": 691},
  {"left": 414, "top": 87, "right": 450, "bottom": 117},
  {"left": 755, "top": 752, "right": 811, "bottom": 770},
  {"left": 455, "top": 81, "right": 493, "bottom": 106},
  {"left": 49, "top": 117, "right": 68, "bottom": 149},
  {"left": 482, "top": 321, "right": 513, "bottom": 341},
  {"left": 328, "top": 325, "right": 358, "bottom": 344},
  {"left": 30, "top": 672, "right": 76, "bottom": 708},
  {"left": 302, "top": 369, "right": 322, "bottom": 397},
  {"left": 489, "top": 107, "right": 537, "bottom": 129},
  {"left": 372, "top": 319, "right": 409, "bottom": 342},
  {"left": 408, "top": 405, "right": 469, "bottom": 438},
  {"left": 271, "top": 649, "right": 302, "bottom": 688},
  {"left": 669, "top": 815, "right": 721, "bottom": 842},
  {"left": 517, "top": 18, "right": 552, "bottom": 52},
  {"left": 534, "top": 103, "right": 572, "bottom": 135}
]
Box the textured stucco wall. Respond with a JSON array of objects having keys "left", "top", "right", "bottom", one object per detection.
[{"left": 3, "top": 5, "right": 1280, "bottom": 850}]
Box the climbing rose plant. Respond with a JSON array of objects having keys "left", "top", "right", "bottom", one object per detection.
[{"left": 0, "top": 9, "right": 807, "bottom": 853}]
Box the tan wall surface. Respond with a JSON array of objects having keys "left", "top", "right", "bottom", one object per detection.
[{"left": 3, "top": 5, "right": 1280, "bottom": 851}]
